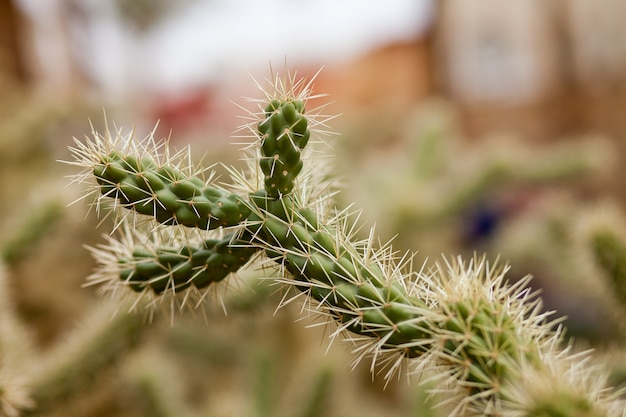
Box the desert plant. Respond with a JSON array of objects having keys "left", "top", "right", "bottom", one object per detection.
[{"left": 65, "top": 71, "right": 625, "bottom": 416}]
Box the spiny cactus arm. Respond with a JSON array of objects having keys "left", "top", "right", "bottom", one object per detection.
[
  {"left": 65, "top": 123, "right": 251, "bottom": 230},
  {"left": 92, "top": 151, "right": 250, "bottom": 229},
  {"left": 249, "top": 193, "right": 430, "bottom": 357},
  {"left": 117, "top": 232, "right": 258, "bottom": 295},
  {"left": 258, "top": 98, "right": 309, "bottom": 197},
  {"left": 86, "top": 227, "right": 260, "bottom": 305}
]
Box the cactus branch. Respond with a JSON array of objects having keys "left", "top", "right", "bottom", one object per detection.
[{"left": 93, "top": 151, "right": 250, "bottom": 229}]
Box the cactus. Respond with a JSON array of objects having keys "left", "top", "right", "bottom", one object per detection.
[
  {"left": 589, "top": 227, "right": 626, "bottom": 307},
  {"left": 25, "top": 301, "right": 146, "bottom": 414},
  {"left": 65, "top": 71, "right": 626, "bottom": 416}
]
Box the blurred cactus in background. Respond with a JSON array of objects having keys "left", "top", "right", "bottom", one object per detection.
[{"left": 53, "top": 70, "right": 626, "bottom": 417}]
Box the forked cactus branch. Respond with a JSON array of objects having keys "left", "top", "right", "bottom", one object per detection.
[{"left": 65, "top": 71, "right": 625, "bottom": 416}]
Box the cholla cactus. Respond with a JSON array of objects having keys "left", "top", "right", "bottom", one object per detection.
[{"left": 65, "top": 71, "right": 625, "bottom": 416}]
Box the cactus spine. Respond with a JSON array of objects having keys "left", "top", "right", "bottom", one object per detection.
[{"left": 66, "top": 72, "right": 625, "bottom": 417}]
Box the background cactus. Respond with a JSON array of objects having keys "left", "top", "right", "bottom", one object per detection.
[{"left": 62, "top": 71, "right": 626, "bottom": 417}]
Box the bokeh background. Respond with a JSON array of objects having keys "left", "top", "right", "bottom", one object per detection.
[{"left": 2, "top": 1, "right": 626, "bottom": 416}]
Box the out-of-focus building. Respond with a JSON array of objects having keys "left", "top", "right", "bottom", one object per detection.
[
  {"left": 435, "top": 0, "right": 565, "bottom": 140},
  {"left": 435, "top": 0, "right": 626, "bottom": 141}
]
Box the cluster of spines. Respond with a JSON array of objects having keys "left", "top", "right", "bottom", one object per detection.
[{"left": 93, "top": 151, "right": 250, "bottom": 229}]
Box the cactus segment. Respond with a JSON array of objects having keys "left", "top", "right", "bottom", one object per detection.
[
  {"left": 248, "top": 193, "right": 431, "bottom": 357},
  {"left": 591, "top": 230, "right": 626, "bottom": 305},
  {"left": 438, "top": 299, "right": 538, "bottom": 399},
  {"left": 258, "top": 99, "right": 310, "bottom": 197},
  {"left": 93, "top": 153, "right": 250, "bottom": 229},
  {"left": 119, "top": 233, "right": 258, "bottom": 294}
]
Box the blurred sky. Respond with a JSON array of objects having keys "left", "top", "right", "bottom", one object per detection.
[{"left": 16, "top": 0, "right": 434, "bottom": 98}]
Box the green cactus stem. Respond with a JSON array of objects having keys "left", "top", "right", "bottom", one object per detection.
[
  {"left": 591, "top": 229, "right": 626, "bottom": 306},
  {"left": 93, "top": 152, "right": 250, "bottom": 229},
  {"left": 119, "top": 232, "right": 258, "bottom": 294},
  {"left": 258, "top": 98, "right": 310, "bottom": 198}
]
